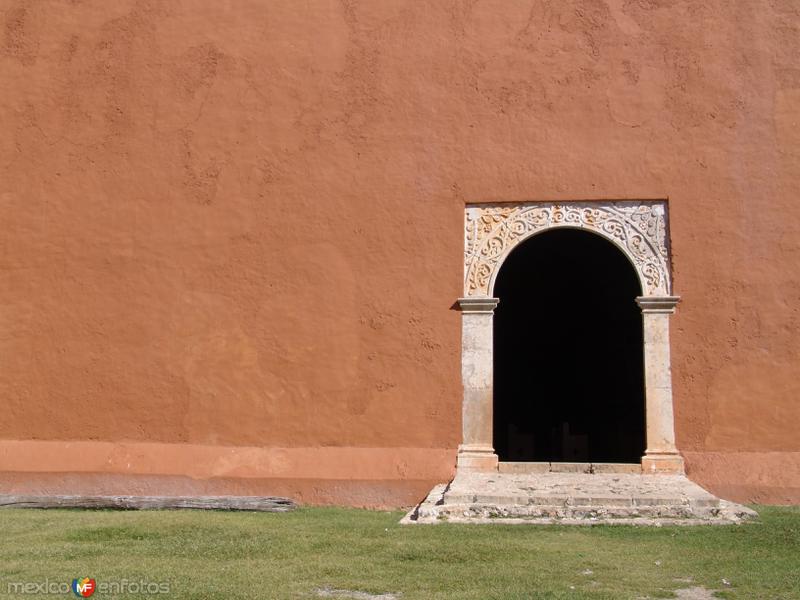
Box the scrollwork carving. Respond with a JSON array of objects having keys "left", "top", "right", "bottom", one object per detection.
[{"left": 464, "top": 201, "right": 672, "bottom": 297}]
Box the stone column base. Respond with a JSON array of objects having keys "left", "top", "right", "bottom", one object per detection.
[
  {"left": 457, "top": 445, "right": 499, "bottom": 472},
  {"left": 642, "top": 452, "right": 685, "bottom": 474}
]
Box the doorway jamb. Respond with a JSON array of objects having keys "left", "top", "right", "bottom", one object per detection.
[
  {"left": 637, "top": 295, "right": 684, "bottom": 473},
  {"left": 456, "top": 297, "right": 500, "bottom": 471}
]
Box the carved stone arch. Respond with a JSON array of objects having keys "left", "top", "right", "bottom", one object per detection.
[
  {"left": 464, "top": 201, "right": 672, "bottom": 299},
  {"left": 457, "top": 200, "right": 684, "bottom": 475}
]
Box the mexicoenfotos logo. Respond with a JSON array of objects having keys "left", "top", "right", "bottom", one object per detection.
[
  {"left": 6, "top": 577, "right": 170, "bottom": 595},
  {"left": 71, "top": 577, "right": 96, "bottom": 598}
]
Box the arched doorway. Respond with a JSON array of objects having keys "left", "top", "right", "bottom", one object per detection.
[
  {"left": 458, "top": 201, "right": 684, "bottom": 474},
  {"left": 492, "top": 229, "right": 644, "bottom": 464}
]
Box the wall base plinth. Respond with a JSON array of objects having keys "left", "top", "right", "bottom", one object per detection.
[{"left": 642, "top": 452, "right": 685, "bottom": 474}]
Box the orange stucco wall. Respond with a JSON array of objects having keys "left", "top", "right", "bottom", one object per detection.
[{"left": 1, "top": 0, "right": 798, "bottom": 507}]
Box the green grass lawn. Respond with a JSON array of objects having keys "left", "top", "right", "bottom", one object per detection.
[{"left": 0, "top": 506, "right": 798, "bottom": 599}]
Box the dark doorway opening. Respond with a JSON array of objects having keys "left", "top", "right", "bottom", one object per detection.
[{"left": 493, "top": 228, "right": 645, "bottom": 463}]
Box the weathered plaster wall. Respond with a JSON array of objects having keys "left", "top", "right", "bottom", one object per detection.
[{"left": 0, "top": 0, "right": 798, "bottom": 506}]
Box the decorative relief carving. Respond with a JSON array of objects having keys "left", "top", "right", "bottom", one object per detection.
[{"left": 464, "top": 201, "right": 672, "bottom": 297}]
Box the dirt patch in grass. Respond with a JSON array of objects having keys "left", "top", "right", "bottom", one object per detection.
[
  {"left": 315, "top": 587, "right": 400, "bottom": 599},
  {"left": 674, "top": 587, "right": 719, "bottom": 599}
]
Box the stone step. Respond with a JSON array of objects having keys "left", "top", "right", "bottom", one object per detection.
[
  {"left": 418, "top": 503, "right": 724, "bottom": 521},
  {"left": 402, "top": 474, "right": 758, "bottom": 526},
  {"left": 443, "top": 493, "right": 720, "bottom": 508}
]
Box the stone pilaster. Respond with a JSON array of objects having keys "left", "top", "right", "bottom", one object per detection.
[
  {"left": 456, "top": 297, "right": 500, "bottom": 472},
  {"left": 636, "top": 296, "right": 684, "bottom": 474}
]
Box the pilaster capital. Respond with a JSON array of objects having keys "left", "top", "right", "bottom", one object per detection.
[
  {"left": 457, "top": 297, "right": 499, "bottom": 314},
  {"left": 636, "top": 295, "right": 681, "bottom": 314}
]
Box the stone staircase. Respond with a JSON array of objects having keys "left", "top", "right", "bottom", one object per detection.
[{"left": 402, "top": 472, "right": 757, "bottom": 526}]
